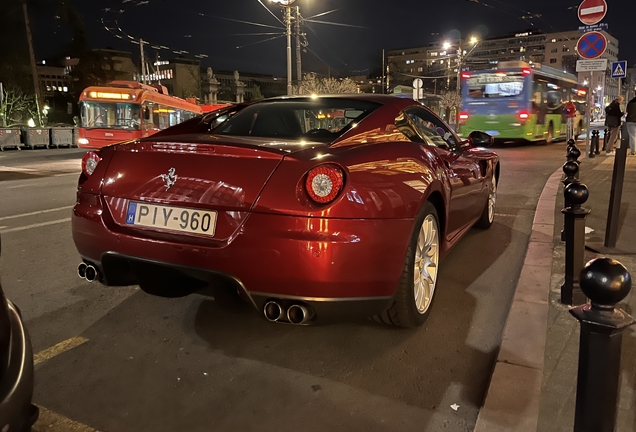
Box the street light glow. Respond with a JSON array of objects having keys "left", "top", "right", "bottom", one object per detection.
[
  {"left": 443, "top": 41, "right": 451, "bottom": 50},
  {"left": 270, "top": 0, "right": 295, "bottom": 4},
  {"left": 470, "top": 36, "right": 478, "bottom": 45}
]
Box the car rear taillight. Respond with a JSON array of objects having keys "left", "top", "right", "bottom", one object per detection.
[
  {"left": 461, "top": 72, "right": 471, "bottom": 79},
  {"left": 459, "top": 112, "right": 469, "bottom": 122},
  {"left": 522, "top": 68, "right": 532, "bottom": 75},
  {"left": 518, "top": 111, "right": 530, "bottom": 121},
  {"left": 305, "top": 164, "right": 344, "bottom": 204},
  {"left": 81, "top": 151, "right": 101, "bottom": 176}
]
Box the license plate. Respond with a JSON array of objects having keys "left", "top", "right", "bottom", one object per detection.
[{"left": 126, "top": 202, "right": 217, "bottom": 237}]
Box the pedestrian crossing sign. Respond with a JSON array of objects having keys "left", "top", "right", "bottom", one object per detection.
[{"left": 611, "top": 61, "right": 627, "bottom": 78}]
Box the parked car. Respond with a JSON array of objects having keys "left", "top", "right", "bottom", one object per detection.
[
  {"left": 0, "top": 235, "right": 38, "bottom": 430},
  {"left": 72, "top": 95, "right": 498, "bottom": 327}
]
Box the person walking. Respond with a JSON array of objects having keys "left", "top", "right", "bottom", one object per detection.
[
  {"left": 626, "top": 92, "right": 636, "bottom": 156},
  {"left": 604, "top": 96, "right": 624, "bottom": 155}
]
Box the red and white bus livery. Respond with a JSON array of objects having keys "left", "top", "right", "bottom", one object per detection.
[{"left": 78, "top": 81, "right": 203, "bottom": 149}]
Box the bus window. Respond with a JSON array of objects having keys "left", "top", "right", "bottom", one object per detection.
[
  {"left": 79, "top": 101, "right": 139, "bottom": 129},
  {"left": 466, "top": 74, "right": 524, "bottom": 98}
]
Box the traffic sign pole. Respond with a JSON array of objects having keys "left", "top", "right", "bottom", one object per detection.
[{"left": 585, "top": 72, "right": 592, "bottom": 160}]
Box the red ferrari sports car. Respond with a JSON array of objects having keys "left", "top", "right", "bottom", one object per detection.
[{"left": 73, "top": 95, "right": 498, "bottom": 327}]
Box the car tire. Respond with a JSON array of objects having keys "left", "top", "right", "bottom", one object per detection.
[
  {"left": 475, "top": 174, "right": 497, "bottom": 229},
  {"left": 373, "top": 202, "right": 440, "bottom": 328}
]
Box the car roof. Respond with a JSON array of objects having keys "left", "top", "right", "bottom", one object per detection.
[{"left": 263, "top": 94, "right": 419, "bottom": 105}]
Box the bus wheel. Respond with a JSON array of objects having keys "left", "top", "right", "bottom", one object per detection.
[{"left": 545, "top": 123, "right": 554, "bottom": 144}]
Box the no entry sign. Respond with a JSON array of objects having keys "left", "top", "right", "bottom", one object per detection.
[
  {"left": 578, "top": 0, "right": 607, "bottom": 25},
  {"left": 577, "top": 31, "right": 607, "bottom": 59}
]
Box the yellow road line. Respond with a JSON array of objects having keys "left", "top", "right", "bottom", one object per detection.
[
  {"left": 33, "top": 406, "right": 101, "bottom": 432},
  {"left": 34, "top": 336, "right": 89, "bottom": 366}
]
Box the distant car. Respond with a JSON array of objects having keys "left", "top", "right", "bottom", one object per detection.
[
  {"left": 0, "top": 236, "right": 38, "bottom": 430},
  {"left": 72, "top": 95, "right": 498, "bottom": 327}
]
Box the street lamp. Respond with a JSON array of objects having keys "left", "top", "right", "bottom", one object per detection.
[{"left": 270, "top": 0, "right": 296, "bottom": 95}]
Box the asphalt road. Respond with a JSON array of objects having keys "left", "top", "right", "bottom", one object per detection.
[{"left": 0, "top": 142, "right": 566, "bottom": 432}]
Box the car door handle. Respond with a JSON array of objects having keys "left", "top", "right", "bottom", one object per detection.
[{"left": 443, "top": 160, "right": 451, "bottom": 169}]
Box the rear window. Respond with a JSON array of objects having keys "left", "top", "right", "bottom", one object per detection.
[
  {"left": 466, "top": 73, "right": 525, "bottom": 98},
  {"left": 214, "top": 98, "right": 380, "bottom": 141}
]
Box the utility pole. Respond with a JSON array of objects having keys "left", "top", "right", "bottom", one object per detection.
[
  {"left": 156, "top": 52, "right": 163, "bottom": 85},
  {"left": 139, "top": 38, "right": 147, "bottom": 84},
  {"left": 285, "top": 6, "right": 292, "bottom": 95},
  {"left": 22, "top": 1, "right": 43, "bottom": 126},
  {"left": 295, "top": 6, "right": 302, "bottom": 93},
  {"left": 382, "top": 49, "right": 385, "bottom": 94}
]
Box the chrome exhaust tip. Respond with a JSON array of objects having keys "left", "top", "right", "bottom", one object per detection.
[
  {"left": 77, "top": 262, "right": 87, "bottom": 279},
  {"left": 264, "top": 301, "right": 284, "bottom": 322},
  {"left": 287, "top": 304, "right": 312, "bottom": 325},
  {"left": 84, "top": 264, "right": 98, "bottom": 283}
]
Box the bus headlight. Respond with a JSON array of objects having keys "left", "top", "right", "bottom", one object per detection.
[{"left": 78, "top": 138, "right": 89, "bottom": 145}]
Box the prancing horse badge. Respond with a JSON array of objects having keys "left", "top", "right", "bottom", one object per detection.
[{"left": 160, "top": 167, "right": 177, "bottom": 190}]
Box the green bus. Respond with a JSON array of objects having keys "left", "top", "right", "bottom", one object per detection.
[{"left": 458, "top": 61, "right": 588, "bottom": 143}]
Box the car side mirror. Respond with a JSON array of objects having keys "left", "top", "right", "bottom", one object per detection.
[{"left": 468, "top": 130, "right": 494, "bottom": 147}]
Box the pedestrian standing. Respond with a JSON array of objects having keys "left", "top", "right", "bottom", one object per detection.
[
  {"left": 604, "top": 96, "right": 624, "bottom": 155},
  {"left": 626, "top": 92, "right": 636, "bottom": 156}
]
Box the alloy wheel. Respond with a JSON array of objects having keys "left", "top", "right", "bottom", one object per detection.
[
  {"left": 488, "top": 176, "right": 497, "bottom": 223},
  {"left": 413, "top": 214, "right": 439, "bottom": 314}
]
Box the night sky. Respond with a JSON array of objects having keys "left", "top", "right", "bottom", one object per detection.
[{"left": 32, "top": 0, "right": 633, "bottom": 77}]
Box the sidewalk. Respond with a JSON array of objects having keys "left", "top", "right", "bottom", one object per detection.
[
  {"left": 537, "top": 151, "right": 636, "bottom": 431},
  {"left": 474, "top": 142, "right": 636, "bottom": 432}
]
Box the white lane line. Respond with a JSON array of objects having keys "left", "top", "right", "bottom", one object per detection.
[
  {"left": 0, "top": 166, "right": 35, "bottom": 172},
  {"left": 0, "top": 205, "right": 74, "bottom": 221},
  {"left": 54, "top": 172, "right": 80, "bottom": 177},
  {"left": 6, "top": 184, "right": 33, "bottom": 189},
  {"left": 0, "top": 218, "right": 71, "bottom": 234}
]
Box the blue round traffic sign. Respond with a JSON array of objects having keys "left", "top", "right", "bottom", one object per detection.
[{"left": 577, "top": 31, "right": 607, "bottom": 59}]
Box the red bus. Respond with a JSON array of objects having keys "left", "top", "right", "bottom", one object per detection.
[{"left": 78, "top": 81, "right": 203, "bottom": 148}]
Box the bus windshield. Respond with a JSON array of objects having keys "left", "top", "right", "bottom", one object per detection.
[
  {"left": 466, "top": 73, "right": 525, "bottom": 98},
  {"left": 80, "top": 101, "right": 141, "bottom": 130}
]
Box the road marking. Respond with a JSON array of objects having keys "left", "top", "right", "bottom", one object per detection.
[
  {"left": 6, "top": 184, "right": 33, "bottom": 189},
  {"left": 0, "top": 205, "right": 74, "bottom": 221},
  {"left": 34, "top": 336, "right": 89, "bottom": 366},
  {"left": 0, "top": 218, "right": 71, "bottom": 234},
  {"left": 0, "top": 166, "right": 35, "bottom": 172},
  {"left": 34, "top": 406, "right": 101, "bottom": 432},
  {"left": 54, "top": 172, "right": 80, "bottom": 177}
]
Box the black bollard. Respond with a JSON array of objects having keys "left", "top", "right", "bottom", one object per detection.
[
  {"left": 591, "top": 130, "right": 600, "bottom": 155},
  {"left": 604, "top": 123, "right": 630, "bottom": 249},
  {"left": 561, "top": 181, "right": 590, "bottom": 305},
  {"left": 603, "top": 128, "right": 609, "bottom": 153},
  {"left": 570, "top": 258, "right": 635, "bottom": 432},
  {"left": 567, "top": 142, "right": 581, "bottom": 179},
  {"left": 561, "top": 160, "right": 579, "bottom": 241}
]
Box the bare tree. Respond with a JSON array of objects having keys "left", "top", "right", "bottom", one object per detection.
[
  {"left": 0, "top": 85, "right": 38, "bottom": 126},
  {"left": 439, "top": 91, "right": 462, "bottom": 123},
  {"left": 294, "top": 73, "right": 359, "bottom": 95}
]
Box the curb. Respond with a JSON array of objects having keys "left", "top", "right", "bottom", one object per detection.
[{"left": 473, "top": 166, "right": 563, "bottom": 432}]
